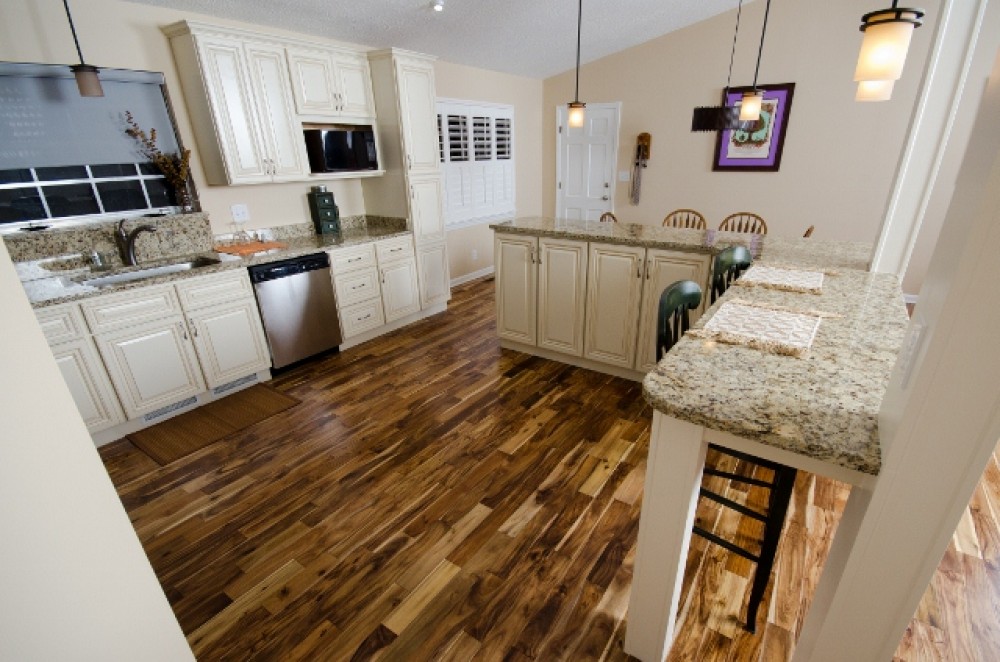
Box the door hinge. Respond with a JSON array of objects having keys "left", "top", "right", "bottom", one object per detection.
[
  {"left": 558, "top": 182, "right": 562, "bottom": 190},
  {"left": 558, "top": 125, "right": 563, "bottom": 134}
]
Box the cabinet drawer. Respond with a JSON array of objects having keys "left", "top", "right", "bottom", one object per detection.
[
  {"left": 175, "top": 268, "right": 253, "bottom": 311},
  {"left": 334, "top": 266, "right": 381, "bottom": 307},
  {"left": 35, "top": 303, "right": 87, "bottom": 345},
  {"left": 329, "top": 243, "right": 376, "bottom": 275},
  {"left": 81, "top": 284, "right": 182, "bottom": 333},
  {"left": 340, "top": 298, "right": 385, "bottom": 338},
  {"left": 375, "top": 235, "right": 415, "bottom": 264}
]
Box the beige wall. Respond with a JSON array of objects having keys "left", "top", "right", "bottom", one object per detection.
[
  {"left": 434, "top": 60, "right": 543, "bottom": 280},
  {"left": 541, "top": 0, "right": 934, "bottom": 247}
]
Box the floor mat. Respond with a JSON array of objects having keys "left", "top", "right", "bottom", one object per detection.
[{"left": 127, "top": 384, "right": 299, "bottom": 465}]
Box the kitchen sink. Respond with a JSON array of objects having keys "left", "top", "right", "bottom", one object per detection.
[{"left": 79, "top": 256, "right": 221, "bottom": 288}]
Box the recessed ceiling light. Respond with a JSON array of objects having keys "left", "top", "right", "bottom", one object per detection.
[{"left": 432, "top": 0, "right": 444, "bottom": 11}]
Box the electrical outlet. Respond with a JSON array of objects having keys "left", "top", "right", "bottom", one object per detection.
[
  {"left": 230, "top": 203, "right": 250, "bottom": 224},
  {"left": 471, "top": 249, "right": 479, "bottom": 262}
]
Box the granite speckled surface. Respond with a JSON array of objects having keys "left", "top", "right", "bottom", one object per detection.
[
  {"left": 642, "top": 269, "right": 908, "bottom": 476},
  {"left": 489, "top": 217, "right": 872, "bottom": 271},
  {"left": 15, "top": 218, "right": 411, "bottom": 308}
]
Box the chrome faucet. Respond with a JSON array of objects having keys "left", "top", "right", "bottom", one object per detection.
[{"left": 115, "top": 219, "right": 157, "bottom": 266}]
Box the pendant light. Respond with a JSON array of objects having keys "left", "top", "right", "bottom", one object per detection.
[
  {"left": 856, "top": 79, "right": 895, "bottom": 101},
  {"left": 739, "top": 0, "right": 773, "bottom": 122},
  {"left": 855, "top": 1, "right": 924, "bottom": 82},
  {"left": 62, "top": 0, "right": 103, "bottom": 97},
  {"left": 567, "top": 0, "right": 586, "bottom": 129},
  {"left": 691, "top": 0, "right": 748, "bottom": 132}
]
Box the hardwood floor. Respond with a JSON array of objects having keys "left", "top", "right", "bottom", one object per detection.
[{"left": 99, "top": 276, "right": 999, "bottom": 661}]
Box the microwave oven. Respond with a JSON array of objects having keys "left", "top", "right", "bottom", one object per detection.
[{"left": 303, "top": 128, "right": 379, "bottom": 173}]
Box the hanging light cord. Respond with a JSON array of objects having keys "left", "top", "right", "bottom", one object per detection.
[
  {"left": 751, "top": 0, "right": 773, "bottom": 90},
  {"left": 573, "top": 0, "right": 582, "bottom": 103},
  {"left": 62, "top": 0, "right": 87, "bottom": 65},
  {"left": 725, "top": 0, "right": 744, "bottom": 93}
]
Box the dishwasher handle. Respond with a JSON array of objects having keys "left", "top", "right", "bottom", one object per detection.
[{"left": 248, "top": 253, "right": 330, "bottom": 284}]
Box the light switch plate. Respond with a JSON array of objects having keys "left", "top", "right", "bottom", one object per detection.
[
  {"left": 230, "top": 203, "right": 250, "bottom": 224},
  {"left": 618, "top": 170, "right": 630, "bottom": 182}
]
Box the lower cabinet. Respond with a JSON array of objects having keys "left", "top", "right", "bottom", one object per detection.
[
  {"left": 494, "top": 233, "right": 712, "bottom": 377},
  {"left": 380, "top": 256, "right": 421, "bottom": 322},
  {"left": 583, "top": 243, "right": 646, "bottom": 368},
  {"left": 95, "top": 315, "right": 207, "bottom": 419},
  {"left": 416, "top": 241, "right": 451, "bottom": 309},
  {"left": 187, "top": 300, "right": 270, "bottom": 388},
  {"left": 537, "top": 238, "right": 588, "bottom": 357},
  {"left": 50, "top": 337, "right": 125, "bottom": 432}
]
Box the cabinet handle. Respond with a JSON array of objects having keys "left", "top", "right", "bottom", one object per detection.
[
  {"left": 361, "top": 313, "right": 371, "bottom": 320},
  {"left": 178, "top": 322, "right": 188, "bottom": 341},
  {"left": 636, "top": 263, "right": 642, "bottom": 278},
  {"left": 381, "top": 270, "right": 386, "bottom": 283},
  {"left": 407, "top": 154, "right": 413, "bottom": 169},
  {"left": 646, "top": 259, "right": 651, "bottom": 280},
  {"left": 390, "top": 247, "right": 402, "bottom": 252},
  {"left": 536, "top": 250, "right": 542, "bottom": 265},
  {"left": 191, "top": 322, "right": 198, "bottom": 338},
  {"left": 410, "top": 186, "right": 415, "bottom": 199},
  {"left": 348, "top": 257, "right": 361, "bottom": 263}
]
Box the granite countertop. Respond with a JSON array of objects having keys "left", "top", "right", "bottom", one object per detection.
[
  {"left": 20, "top": 225, "right": 412, "bottom": 308},
  {"left": 489, "top": 217, "right": 872, "bottom": 271},
  {"left": 642, "top": 268, "right": 909, "bottom": 476}
]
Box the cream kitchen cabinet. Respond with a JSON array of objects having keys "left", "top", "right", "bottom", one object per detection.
[
  {"left": 416, "top": 241, "right": 451, "bottom": 309},
  {"left": 495, "top": 233, "right": 588, "bottom": 355},
  {"left": 165, "top": 22, "right": 311, "bottom": 185},
  {"left": 176, "top": 270, "right": 270, "bottom": 389},
  {"left": 286, "top": 46, "right": 376, "bottom": 119},
  {"left": 495, "top": 234, "right": 538, "bottom": 345},
  {"left": 379, "top": 257, "right": 421, "bottom": 322},
  {"left": 633, "top": 248, "right": 710, "bottom": 373},
  {"left": 365, "top": 49, "right": 451, "bottom": 312},
  {"left": 35, "top": 303, "right": 124, "bottom": 433},
  {"left": 583, "top": 243, "right": 646, "bottom": 368}
]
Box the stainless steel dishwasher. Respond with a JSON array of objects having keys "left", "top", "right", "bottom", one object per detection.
[{"left": 248, "top": 253, "right": 342, "bottom": 369}]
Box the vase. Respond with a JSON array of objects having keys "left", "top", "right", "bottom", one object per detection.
[{"left": 174, "top": 186, "right": 194, "bottom": 214}]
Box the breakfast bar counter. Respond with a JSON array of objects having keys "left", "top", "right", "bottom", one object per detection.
[{"left": 625, "top": 255, "right": 910, "bottom": 660}]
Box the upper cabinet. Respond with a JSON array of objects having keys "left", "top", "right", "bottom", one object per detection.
[
  {"left": 393, "top": 56, "right": 441, "bottom": 175},
  {"left": 286, "top": 47, "right": 376, "bottom": 120},
  {"left": 163, "top": 21, "right": 378, "bottom": 185}
]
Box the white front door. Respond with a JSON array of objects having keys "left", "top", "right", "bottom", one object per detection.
[{"left": 556, "top": 103, "right": 620, "bottom": 221}]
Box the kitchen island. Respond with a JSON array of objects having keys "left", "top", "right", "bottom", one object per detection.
[{"left": 624, "top": 250, "right": 909, "bottom": 660}]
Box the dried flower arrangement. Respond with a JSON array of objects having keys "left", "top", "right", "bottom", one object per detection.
[{"left": 124, "top": 110, "right": 193, "bottom": 210}]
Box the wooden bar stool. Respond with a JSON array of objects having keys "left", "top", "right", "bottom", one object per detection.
[
  {"left": 662, "top": 209, "right": 707, "bottom": 230},
  {"left": 719, "top": 212, "right": 767, "bottom": 234}
]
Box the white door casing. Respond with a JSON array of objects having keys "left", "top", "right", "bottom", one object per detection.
[{"left": 556, "top": 103, "right": 621, "bottom": 221}]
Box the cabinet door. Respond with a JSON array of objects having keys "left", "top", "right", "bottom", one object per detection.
[
  {"left": 380, "top": 257, "right": 421, "bottom": 322},
  {"left": 51, "top": 337, "right": 125, "bottom": 433},
  {"left": 196, "top": 35, "right": 271, "bottom": 183},
  {"left": 188, "top": 301, "right": 271, "bottom": 388},
  {"left": 286, "top": 48, "right": 339, "bottom": 115},
  {"left": 332, "top": 52, "right": 376, "bottom": 118},
  {"left": 537, "top": 238, "right": 588, "bottom": 357},
  {"left": 583, "top": 243, "right": 645, "bottom": 367},
  {"left": 410, "top": 176, "right": 446, "bottom": 243},
  {"left": 495, "top": 234, "right": 537, "bottom": 345},
  {"left": 416, "top": 241, "right": 451, "bottom": 309},
  {"left": 395, "top": 58, "right": 440, "bottom": 174},
  {"left": 244, "top": 41, "right": 309, "bottom": 181},
  {"left": 633, "top": 250, "right": 711, "bottom": 373},
  {"left": 95, "top": 317, "right": 206, "bottom": 419}
]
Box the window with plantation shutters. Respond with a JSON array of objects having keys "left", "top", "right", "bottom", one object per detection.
[{"left": 436, "top": 99, "right": 515, "bottom": 229}]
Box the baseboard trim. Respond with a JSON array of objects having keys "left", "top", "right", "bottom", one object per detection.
[
  {"left": 451, "top": 266, "right": 495, "bottom": 287},
  {"left": 499, "top": 339, "right": 646, "bottom": 383}
]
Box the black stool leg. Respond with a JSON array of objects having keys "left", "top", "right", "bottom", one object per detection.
[{"left": 744, "top": 467, "right": 797, "bottom": 632}]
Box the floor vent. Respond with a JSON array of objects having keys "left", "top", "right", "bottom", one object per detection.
[
  {"left": 213, "top": 373, "right": 258, "bottom": 396},
  {"left": 143, "top": 396, "right": 198, "bottom": 423}
]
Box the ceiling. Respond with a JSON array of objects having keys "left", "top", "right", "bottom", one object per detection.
[{"left": 133, "top": 0, "right": 744, "bottom": 79}]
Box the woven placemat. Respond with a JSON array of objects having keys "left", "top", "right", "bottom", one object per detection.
[
  {"left": 689, "top": 300, "right": 824, "bottom": 357},
  {"left": 734, "top": 265, "right": 824, "bottom": 294}
]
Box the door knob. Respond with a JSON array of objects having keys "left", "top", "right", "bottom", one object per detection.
[{"left": 602, "top": 195, "right": 609, "bottom": 201}]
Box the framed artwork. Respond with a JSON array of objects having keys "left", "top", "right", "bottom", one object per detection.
[{"left": 713, "top": 82, "right": 795, "bottom": 172}]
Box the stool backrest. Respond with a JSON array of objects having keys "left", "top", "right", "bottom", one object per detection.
[
  {"left": 711, "top": 245, "right": 752, "bottom": 303},
  {"left": 663, "top": 209, "right": 707, "bottom": 230},
  {"left": 719, "top": 212, "right": 767, "bottom": 234},
  {"left": 657, "top": 280, "right": 703, "bottom": 361},
  {"left": 599, "top": 212, "right": 618, "bottom": 223}
]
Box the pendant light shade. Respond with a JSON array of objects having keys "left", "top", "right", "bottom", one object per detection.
[
  {"left": 854, "top": 2, "right": 924, "bottom": 82},
  {"left": 63, "top": 0, "right": 103, "bottom": 97},
  {"left": 856, "top": 79, "right": 895, "bottom": 101},
  {"left": 566, "top": 0, "right": 586, "bottom": 129},
  {"left": 739, "top": 90, "right": 764, "bottom": 121}
]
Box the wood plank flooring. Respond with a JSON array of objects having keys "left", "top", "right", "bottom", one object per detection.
[{"left": 99, "top": 276, "right": 1000, "bottom": 661}]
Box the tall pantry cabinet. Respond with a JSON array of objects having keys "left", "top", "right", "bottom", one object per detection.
[{"left": 363, "top": 50, "right": 450, "bottom": 310}]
